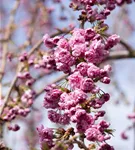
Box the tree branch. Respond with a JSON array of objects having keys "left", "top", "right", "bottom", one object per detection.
[
  {"left": 103, "top": 33, "right": 134, "bottom": 54},
  {"left": 0, "top": 0, "right": 20, "bottom": 99},
  {"left": 119, "top": 39, "right": 134, "bottom": 54},
  {"left": 106, "top": 50, "right": 135, "bottom": 60}
]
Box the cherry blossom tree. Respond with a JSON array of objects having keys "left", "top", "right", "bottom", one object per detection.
[{"left": 0, "top": 0, "right": 135, "bottom": 150}]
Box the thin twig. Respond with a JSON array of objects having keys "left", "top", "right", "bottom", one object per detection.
[
  {"left": 35, "top": 74, "right": 67, "bottom": 99},
  {"left": 106, "top": 50, "right": 135, "bottom": 60},
  {"left": 51, "top": 135, "right": 88, "bottom": 150},
  {"left": 74, "top": 139, "right": 89, "bottom": 150},
  {"left": 119, "top": 40, "right": 134, "bottom": 54},
  {"left": 0, "top": 0, "right": 20, "bottom": 99},
  {"left": 103, "top": 33, "right": 134, "bottom": 54}
]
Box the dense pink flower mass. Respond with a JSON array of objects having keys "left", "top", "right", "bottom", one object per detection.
[
  {"left": 41, "top": 28, "right": 119, "bottom": 73},
  {"left": 44, "top": 84, "right": 62, "bottom": 109},
  {"left": 0, "top": 0, "right": 134, "bottom": 150},
  {"left": 34, "top": 0, "right": 131, "bottom": 149},
  {"left": 36, "top": 25, "right": 120, "bottom": 149}
]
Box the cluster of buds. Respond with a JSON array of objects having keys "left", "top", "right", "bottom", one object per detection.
[
  {"left": 18, "top": 71, "right": 35, "bottom": 86},
  {"left": 18, "top": 53, "right": 36, "bottom": 86},
  {"left": 8, "top": 124, "right": 20, "bottom": 131},
  {"left": 21, "top": 89, "right": 36, "bottom": 107},
  {"left": 70, "top": 0, "right": 134, "bottom": 24},
  {"left": 2, "top": 106, "right": 31, "bottom": 122},
  {"left": 1, "top": 89, "right": 35, "bottom": 128}
]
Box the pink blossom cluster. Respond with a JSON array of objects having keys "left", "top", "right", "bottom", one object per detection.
[
  {"left": 2, "top": 88, "right": 35, "bottom": 125},
  {"left": 0, "top": 51, "right": 48, "bottom": 131},
  {"left": 37, "top": 27, "right": 120, "bottom": 149},
  {"left": 8, "top": 124, "right": 20, "bottom": 131},
  {"left": 2, "top": 105, "right": 30, "bottom": 121},
  {"left": 21, "top": 89, "right": 36, "bottom": 106},
  {"left": 37, "top": 125, "right": 54, "bottom": 149},
  {"left": 0, "top": 53, "right": 37, "bottom": 130},
  {"left": 42, "top": 28, "right": 119, "bottom": 73},
  {"left": 70, "top": 0, "right": 134, "bottom": 23},
  {"left": 37, "top": 125, "right": 74, "bottom": 150},
  {"left": 18, "top": 71, "right": 35, "bottom": 87},
  {"left": 1, "top": 92, "right": 33, "bottom": 131},
  {"left": 19, "top": 50, "right": 56, "bottom": 71},
  {"left": 18, "top": 53, "right": 37, "bottom": 86}
]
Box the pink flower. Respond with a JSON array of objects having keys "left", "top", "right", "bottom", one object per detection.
[
  {"left": 59, "top": 92, "right": 77, "bottom": 109},
  {"left": 85, "top": 28, "right": 96, "bottom": 40},
  {"left": 105, "top": 34, "right": 120, "bottom": 49},
  {"left": 80, "top": 78, "right": 95, "bottom": 92},
  {"left": 48, "top": 110, "right": 60, "bottom": 123},
  {"left": 48, "top": 110, "right": 70, "bottom": 125},
  {"left": 90, "top": 40, "right": 104, "bottom": 51},
  {"left": 99, "top": 143, "right": 114, "bottom": 150},
  {"left": 77, "top": 62, "right": 88, "bottom": 76},
  {"left": 59, "top": 89, "right": 86, "bottom": 110},
  {"left": 57, "top": 38, "right": 69, "bottom": 49},
  {"left": 54, "top": 48, "right": 75, "bottom": 73},
  {"left": 85, "top": 122, "right": 110, "bottom": 143},
  {"left": 104, "top": 65, "right": 112, "bottom": 73},
  {"left": 85, "top": 127, "right": 102, "bottom": 141},
  {"left": 44, "top": 86, "right": 62, "bottom": 109},
  {"left": 71, "top": 89, "right": 87, "bottom": 103},
  {"left": 69, "top": 28, "right": 86, "bottom": 47},
  {"left": 43, "top": 34, "right": 55, "bottom": 48},
  {"left": 72, "top": 43, "right": 87, "bottom": 57},
  {"left": 121, "top": 132, "right": 128, "bottom": 140},
  {"left": 37, "top": 125, "right": 54, "bottom": 148},
  {"left": 100, "top": 77, "right": 111, "bottom": 84},
  {"left": 71, "top": 109, "right": 86, "bottom": 122},
  {"left": 68, "top": 72, "right": 83, "bottom": 89},
  {"left": 76, "top": 114, "right": 94, "bottom": 132}
]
